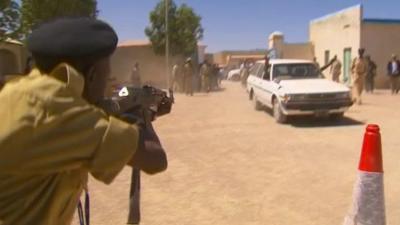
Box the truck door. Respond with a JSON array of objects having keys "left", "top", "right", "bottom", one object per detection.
[
  {"left": 248, "top": 63, "right": 262, "bottom": 94},
  {"left": 259, "top": 64, "right": 274, "bottom": 107}
]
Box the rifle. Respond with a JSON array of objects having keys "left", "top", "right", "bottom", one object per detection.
[{"left": 104, "top": 85, "right": 174, "bottom": 225}]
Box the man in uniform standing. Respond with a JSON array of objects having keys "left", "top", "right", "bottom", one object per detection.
[
  {"left": 351, "top": 48, "right": 368, "bottom": 105},
  {"left": 264, "top": 55, "right": 271, "bottom": 77},
  {"left": 313, "top": 57, "right": 320, "bottom": 70},
  {"left": 387, "top": 54, "right": 400, "bottom": 94},
  {"left": 0, "top": 18, "right": 167, "bottom": 225},
  {"left": 365, "top": 55, "right": 377, "bottom": 93},
  {"left": 172, "top": 63, "right": 183, "bottom": 92},
  {"left": 200, "top": 60, "right": 211, "bottom": 93},
  {"left": 183, "top": 58, "right": 194, "bottom": 96},
  {"left": 330, "top": 55, "right": 342, "bottom": 82}
]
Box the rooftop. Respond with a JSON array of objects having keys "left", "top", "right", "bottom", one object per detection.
[
  {"left": 310, "top": 4, "right": 362, "bottom": 24},
  {"left": 117, "top": 40, "right": 151, "bottom": 47}
]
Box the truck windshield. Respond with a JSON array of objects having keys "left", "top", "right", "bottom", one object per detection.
[{"left": 272, "top": 63, "right": 322, "bottom": 80}]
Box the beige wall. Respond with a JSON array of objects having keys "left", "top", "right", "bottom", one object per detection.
[
  {"left": 361, "top": 21, "right": 400, "bottom": 88},
  {"left": 309, "top": 5, "right": 362, "bottom": 82},
  {"left": 281, "top": 43, "right": 314, "bottom": 60},
  {"left": 213, "top": 52, "right": 227, "bottom": 65},
  {"left": 109, "top": 45, "right": 182, "bottom": 91},
  {"left": 213, "top": 51, "right": 265, "bottom": 67},
  {"left": 0, "top": 42, "right": 27, "bottom": 76}
]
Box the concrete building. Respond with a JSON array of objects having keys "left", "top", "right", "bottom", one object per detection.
[
  {"left": 268, "top": 31, "right": 314, "bottom": 60},
  {"left": 310, "top": 4, "right": 400, "bottom": 88},
  {"left": 212, "top": 32, "right": 313, "bottom": 71}
]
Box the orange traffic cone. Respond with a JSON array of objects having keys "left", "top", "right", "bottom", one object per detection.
[{"left": 343, "top": 124, "right": 386, "bottom": 225}]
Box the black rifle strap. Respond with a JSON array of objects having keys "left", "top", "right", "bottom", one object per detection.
[{"left": 127, "top": 168, "right": 141, "bottom": 224}]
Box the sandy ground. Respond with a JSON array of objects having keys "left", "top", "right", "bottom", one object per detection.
[{"left": 74, "top": 81, "right": 400, "bottom": 225}]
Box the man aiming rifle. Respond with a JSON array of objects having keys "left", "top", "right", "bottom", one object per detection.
[
  {"left": 105, "top": 85, "right": 174, "bottom": 225},
  {"left": 0, "top": 18, "right": 168, "bottom": 225}
]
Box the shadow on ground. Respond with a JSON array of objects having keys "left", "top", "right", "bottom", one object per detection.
[
  {"left": 288, "top": 116, "right": 365, "bottom": 128},
  {"left": 263, "top": 108, "right": 365, "bottom": 128}
]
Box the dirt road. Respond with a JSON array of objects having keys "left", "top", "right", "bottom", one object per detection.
[{"left": 80, "top": 82, "right": 400, "bottom": 225}]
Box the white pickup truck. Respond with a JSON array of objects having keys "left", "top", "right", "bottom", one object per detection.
[{"left": 246, "top": 59, "right": 353, "bottom": 123}]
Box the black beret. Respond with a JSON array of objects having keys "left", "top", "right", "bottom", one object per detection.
[{"left": 27, "top": 18, "right": 118, "bottom": 58}]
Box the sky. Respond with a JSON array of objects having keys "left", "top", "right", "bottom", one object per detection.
[{"left": 97, "top": 0, "right": 400, "bottom": 53}]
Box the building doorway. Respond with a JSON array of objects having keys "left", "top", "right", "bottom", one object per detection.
[{"left": 343, "top": 48, "right": 352, "bottom": 85}]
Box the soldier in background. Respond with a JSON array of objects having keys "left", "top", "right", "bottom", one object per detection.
[
  {"left": 241, "top": 60, "right": 250, "bottom": 87},
  {"left": 330, "top": 55, "right": 342, "bottom": 82},
  {"left": 313, "top": 57, "right": 320, "bottom": 70},
  {"left": 264, "top": 55, "right": 271, "bottom": 76},
  {"left": 365, "top": 55, "right": 377, "bottom": 93},
  {"left": 200, "top": 59, "right": 211, "bottom": 93},
  {"left": 131, "top": 62, "right": 141, "bottom": 87},
  {"left": 351, "top": 48, "right": 368, "bottom": 105},
  {"left": 172, "top": 63, "right": 183, "bottom": 92},
  {"left": 211, "top": 64, "right": 218, "bottom": 90},
  {"left": 387, "top": 54, "right": 400, "bottom": 94},
  {"left": 183, "top": 58, "right": 194, "bottom": 96}
]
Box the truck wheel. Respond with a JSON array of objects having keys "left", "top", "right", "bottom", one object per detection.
[
  {"left": 273, "top": 98, "right": 287, "bottom": 123},
  {"left": 253, "top": 95, "right": 263, "bottom": 111},
  {"left": 329, "top": 112, "right": 344, "bottom": 121}
]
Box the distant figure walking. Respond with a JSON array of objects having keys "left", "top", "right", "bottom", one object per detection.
[
  {"left": 365, "top": 56, "right": 377, "bottom": 93},
  {"left": 183, "top": 58, "right": 194, "bottom": 96},
  {"left": 351, "top": 48, "right": 368, "bottom": 105},
  {"left": 200, "top": 60, "right": 211, "bottom": 93},
  {"left": 131, "top": 62, "right": 141, "bottom": 87},
  {"left": 387, "top": 54, "right": 400, "bottom": 94},
  {"left": 172, "top": 63, "right": 183, "bottom": 92},
  {"left": 330, "top": 55, "right": 342, "bottom": 82},
  {"left": 313, "top": 57, "right": 320, "bottom": 70},
  {"left": 240, "top": 60, "right": 250, "bottom": 87}
]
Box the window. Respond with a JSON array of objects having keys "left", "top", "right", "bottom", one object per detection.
[
  {"left": 343, "top": 48, "right": 352, "bottom": 84},
  {"left": 272, "top": 63, "right": 321, "bottom": 80},
  {"left": 324, "top": 50, "right": 330, "bottom": 65},
  {"left": 256, "top": 64, "right": 265, "bottom": 78}
]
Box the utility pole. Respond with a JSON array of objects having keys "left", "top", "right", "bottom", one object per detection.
[{"left": 165, "top": 0, "right": 170, "bottom": 89}]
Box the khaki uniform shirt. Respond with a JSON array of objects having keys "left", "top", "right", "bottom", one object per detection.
[
  {"left": 183, "top": 63, "right": 193, "bottom": 78},
  {"left": 330, "top": 60, "right": 342, "bottom": 76},
  {"left": 0, "top": 64, "right": 139, "bottom": 225},
  {"left": 200, "top": 64, "right": 210, "bottom": 77},
  {"left": 351, "top": 57, "right": 368, "bottom": 76}
]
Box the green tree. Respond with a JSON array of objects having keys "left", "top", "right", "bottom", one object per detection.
[
  {"left": 0, "top": 0, "right": 21, "bottom": 40},
  {"left": 20, "top": 0, "right": 98, "bottom": 37},
  {"left": 145, "top": 0, "right": 203, "bottom": 57}
]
